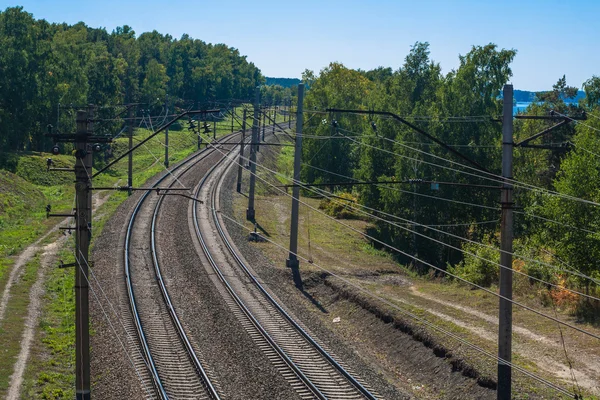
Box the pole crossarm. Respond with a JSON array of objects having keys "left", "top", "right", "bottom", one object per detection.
[
  {"left": 155, "top": 191, "right": 204, "bottom": 203},
  {"left": 325, "top": 108, "right": 490, "bottom": 173},
  {"left": 515, "top": 119, "right": 570, "bottom": 147},
  {"left": 91, "top": 108, "right": 219, "bottom": 178},
  {"left": 45, "top": 133, "right": 113, "bottom": 143}
]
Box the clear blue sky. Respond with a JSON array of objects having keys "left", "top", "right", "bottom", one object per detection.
[{"left": 5, "top": 0, "right": 599, "bottom": 91}]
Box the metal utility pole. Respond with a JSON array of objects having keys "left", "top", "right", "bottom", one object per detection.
[
  {"left": 164, "top": 95, "right": 169, "bottom": 168},
  {"left": 236, "top": 108, "right": 247, "bottom": 193},
  {"left": 272, "top": 107, "right": 276, "bottom": 135},
  {"left": 286, "top": 83, "right": 304, "bottom": 288},
  {"left": 46, "top": 107, "right": 114, "bottom": 400},
  {"left": 128, "top": 107, "right": 133, "bottom": 196},
  {"left": 498, "top": 84, "right": 514, "bottom": 400},
  {"left": 247, "top": 87, "right": 260, "bottom": 220},
  {"left": 197, "top": 120, "right": 203, "bottom": 150},
  {"left": 75, "top": 109, "right": 92, "bottom": 400},
  {"left": 262, "top": 106, "right": 266, "bottom": 141},
  {"left": 288, "top": 99, "right": 292, "bottom": 129},
  {"left": 231, "top": 107, "right": 235, "bottom": 132},
  {"left": 213, "top": 117, "right": 217, "bottom": 140}
]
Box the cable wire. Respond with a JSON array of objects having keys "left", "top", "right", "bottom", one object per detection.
[
  {"left": 74, "top": 252, "right": 153, "bottom": 397},
  {"left": 302, "top": 124, "right": 600, "bottom": 208},
  {"left": 301, "top": 183, "right": 600, "bottom": 302},
  {"left": 206, "top": 141, "right": 600, "bottom": 340},
  {"left": 300, "top": 157, "right": 600, "bottom": 282},
  {"left": 215, "top": 211, "right": 577, "bottom": 399}
]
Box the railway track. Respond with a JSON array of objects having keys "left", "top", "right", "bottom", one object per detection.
[
  {"left": 122, "top": 123, "right": 377, "bottom": 398},
  {"left": 124, "top": 136, "right": 238, "bottom": 399},
  {"left": 190, "top": 136, "right": 380, "bottom": 400}
]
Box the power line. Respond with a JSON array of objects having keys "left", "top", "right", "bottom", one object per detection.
[
  {"left": 301, "top": 183, "right": 600, "bottom": 302},
  {"left": 300, "top": 130, "right": 498, "bottom": 148},
  {"left": 301, "top": 162, "right": 600, "bottom": 282},
  {"left": 554, "top": 111, "right": 600, "bottom": 134},
  {"left": 569, "top": 141, "right": 600, "bottom": 159},
  {"left": 74, "top": 252, "right": 154, "bottom": 397},
  {"left": 216, "top": 211, "right": 577, "bottom": 399},
  {"left": 514, "top": 210, "right": 600, "bottom": 237},
  {"left": 317, "top": 124, "right": 600, "bottom": 208},
  {"left": 302, "top": 163, "right": 499, "bottom": 211},
  {"left": 278, "top": 158, "right": 600, "bottom": 301},
  {"left": 209, "top": 142, "right": 600, "bottom": 340}
]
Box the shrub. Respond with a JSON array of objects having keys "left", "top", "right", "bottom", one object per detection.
[
  {"left": 319, "top": 192, "right": 361, "bottom": 219},
  {"left": 448, "top": 234, "right": 500, "bottom": 287}
]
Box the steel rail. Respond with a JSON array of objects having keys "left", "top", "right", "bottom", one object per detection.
[
  {"left": 150, "top": 162, "right": 222, "bottom": 399},
  {"left": 192, "top": 133, "right": 377, "bottom": 399},
  {"left": 124, "top": 134, "right": 236, "bottom": 399},
  {"left": 210, "top": 160, "right": 378, "bottom": 400},
  {"left": 191, "top": 149, "right": 328, "bottom": 400}
]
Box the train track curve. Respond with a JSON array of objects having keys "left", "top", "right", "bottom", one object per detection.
[
  {"left": 124, "top": 135, "right": 239, "bottom": 399},
  {"left": 190, "top": 137, "right": 380, "bottom": 400}
]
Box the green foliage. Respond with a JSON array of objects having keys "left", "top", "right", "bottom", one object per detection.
[
  {"left": 583, "top": 76, "right": 600, "bottom": 108},
  {"left": 261, "top": 84, "right": 294, "bottom": 106},
  {"left": 537, "top": 75, "right": 579, "bottom": 105},
  {"left": 265, "top": 77, "right": 301, "bottom": 87},
  {"left": 447, "top": 235, "right": 500, "bottom": 287},
  {"left": 528, "top": 113, "right": 600, "bottom": 296},
  {"left": 301, "top": 42, "right": 514, "bottom": 272},
  {"left": 0, "top": 6, "right": 264, "bottom": 153},
  {"left": 319, "top": 192, "right": 362, "bottom": 219},
  {"left": 15, "top": 154, "right": 74, "bottom": 186}
]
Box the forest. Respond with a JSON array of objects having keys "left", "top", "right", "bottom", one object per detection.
[
  {"left": 299, "top": 43, "right": 600, "bottom": 318},
  {"left": 2, "top": 4, "right": 600, "bottom": 319},
  {"left": 0, "top": 6, "right": 263, "bottom": 154}
]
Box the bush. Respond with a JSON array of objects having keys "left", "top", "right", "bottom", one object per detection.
[
  {"left": 0, "top": 152, "right": 19, "bottom": 172},
  {"left": 319, "top": 192, "right": 361, "bottom": 219},
  {"left": 448, "top": 235, "right": 500, "bottom": 287},
  {"left": 169, "top": 121, "right": 183, "bottom": 131}
]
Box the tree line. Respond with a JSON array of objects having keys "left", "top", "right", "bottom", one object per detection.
[
  {"left": 0, "top": 6, "right": 264, "bottom": 153},
  {"left": 300, "top": 42, "right": 600, "bottom": 316}
]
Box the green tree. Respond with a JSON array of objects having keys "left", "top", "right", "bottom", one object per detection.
[
  {"left": 141, "top": 58, "right": 169, "bottom": 105},
  {"left": 583, "top": 76, "right": 600, "bottom": 108},
  {"left": 531, "top": 117, "right": 600, "bottom": 296}
]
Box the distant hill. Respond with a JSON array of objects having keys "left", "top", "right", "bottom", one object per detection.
[
  {"left": 514, "top": 89, "right": 585, "bottom": 103},
  {"left": 265, "top": 77, "right": 301, "bottom": 87}
]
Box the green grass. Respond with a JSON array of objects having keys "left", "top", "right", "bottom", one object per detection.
[
  {"left": 0, "top": 254, "right": 39, "bottom": 397},
  {"left": 1, "top": 112, "right": 296, "bottom": 398},
  {"left": 231, "top": 143, "right": 600, "bottom": 399},
  {"left": 21, "top": 249, "right": 75, "bottom": 400},
  {"left": 0, "top": 171, "right": 48, "bottom": 277},
  {"left": 276, "top": 145, "right": 294, "bottom": 185}
]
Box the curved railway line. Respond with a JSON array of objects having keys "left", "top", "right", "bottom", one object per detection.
[
  {"left": 124, "top": 136, "right": 236, "bottom": 399},
  {"left": 122, "top": 126, "right": 379, "bottom": 399}
]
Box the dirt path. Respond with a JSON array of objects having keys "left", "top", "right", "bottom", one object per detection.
[
  {"left": 3, "top": 190, "right": 112, "bottom": 399},
  {"left": 406, "top": 286, "right": 600, "bottom": 394},
  {"left": 0, "top": 223, "right": 62, "bottom": 322},
  {"left": 5, "top": 238, "right": 66, "bottom": 400}
]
